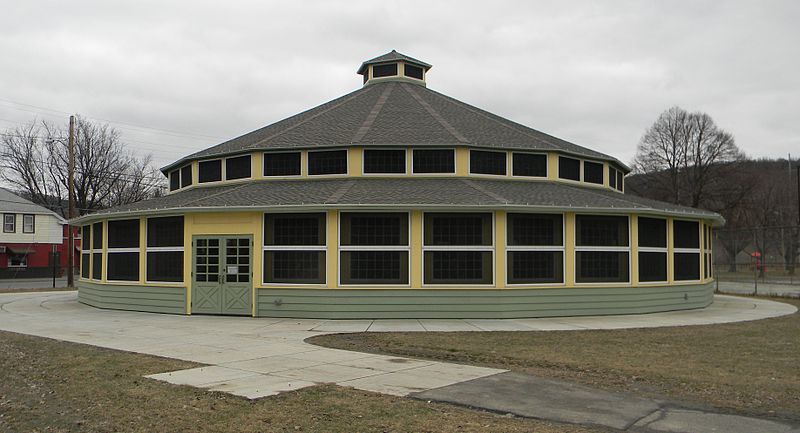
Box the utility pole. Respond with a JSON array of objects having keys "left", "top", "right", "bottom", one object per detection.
[{"left": 66, "top": 115, "right": 76, "bottom": 288}]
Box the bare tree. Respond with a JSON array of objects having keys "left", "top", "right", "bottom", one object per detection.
[{"left": 1, "top": 117, "right": 164, "bottom": 216}]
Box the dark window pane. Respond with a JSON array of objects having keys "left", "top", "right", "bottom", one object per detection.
[
  {"left": 264, "top": 251, "right": 325, "bottom": 284},
  {"left": 341, "top": 251, "right": 408, "bottom": 284},
  {"left": 341, "top": 213, "right": 408, "bottom": 246},
  {"left": 198, "top": 159, "right": 222, "bottom": 183},
  {"left": 638, "top": 217, "right": 667, "bottom": 248},
  {"left": 558, "top": 156, "right": 580, "bottom": 181},
  {"left": 639, "top": 252, "right": 667, "bottom": 282},
  {"left": 609, "top": 167, "right": 617, "bottom": 189},
  {"left": 147, "top": 216, "right": 184, "bottom": 247},
  {"left": 226, "top": 155, "right": 251, "bottom": 180},
  {"left": 81, "top": 225, "right": 91, "bottom": 251},
  {"left": 576, "top": 215, "right": 629, "bottom": 246},
  {"left": 146, "top": 251, "right": 183, "bottom": 282},
  {"left": 107, "top": 252, "right": 139, "bottom": 281},
  {"left": 470, "top": 150, "right": 506, "bottom": 175},
  {"left": 264, "top": 213, "right": 325, "bottom": 246},
  {"left": 424, "top": 251, "right": 492, "bottom": 284},
  {"left": 674, "top": 252, "right": 700, "bottom": 280},
  {"left": 616, "top": 171, "right": 624, "bottom": 191},
  {"left": 181, "top": 165, "right": 193, "bottom": 188},
  {"left": 673, "top": 220, "right": 700, "bottom": 249},
  {"left": 424, "top": 213, "right": 492, "bottom": 246},
  {"left": 363, "top": 149, "right": 406, "bottom": 174},
  {"left": 576, "top": 251, "right": 629, "bottom": 283},
  {"left": 508, "top": 213, "right": 563, "bottom": 246},
  {"left": 263, "top": 152, "right": 301, "bottom": 176},
  {"left": 92, "top": 252, "right": 102, "bottom": 279},
  {"left": 413, "top": 149, "right": 455, "bottom": 173},
  {"left": 372, "top": 63, "right": 397, "bottom": 78},
  {"left": 169, "top": 170, "right": 180, "bottom": 191},
  {"left": 108, "top": 219, "right": 140, "bottom": 248},
  {"left": 404, "top": 64, "right": 423, "bottom": 80},
  {"left": 81, "top": 253, "right": 90, "bottom": 278},
  {"left": 507, "top": 251, "right": 563, "bottom": 284},
  {"left": 308, "top": 150, "right": 347, "bottom": 175},
  {"left": 583, "top": 161, "right": 604, "bottom": 184},
  {"left": 92, "top": 222, "right": 103, "bottom": 250},
  {"left": 512, "top": 153, "right": 547, "bottom": 177}
]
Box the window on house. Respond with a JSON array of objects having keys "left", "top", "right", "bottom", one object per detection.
[
  {"left": 340, "top": 213, "right": 409, "bottom": 285},
  {"left": 263, "top": 213, "right": 326, "bottom": 284},
  {"left": 198, "top": 159, "right": 222, "bottom": 183},
  {"left": 181, "top": 165, "right": 193, "bottom": 188},
  {"left": 91, "top": 222, "right": 103, "bottom": 280},
  {"left": 583, "top": 161, "right": 604, "bottom": 185},
  {"left": 673, "top": 220, "right": 700, "bottom": 281},
  {"left": 609, "top": 167, "right": 617, "bottom": 189},
  {"left": 169, "top": 170, "right": 180, "bottom": 191},
  {"left": 413, "top": 149, "right": 455, "bottom": 174},
  {"left": 146, "top": 216, "right": 184, "bottom": 282},
  {"left": 507, "top": 213, "right": 564, "bottom": 284},
  {"left": 107, "top": 219, "right": 140, "bottom": 281},
  {"left": 8, "top": 254, "right": 26, "bottom": 268},
  {"left": 423, "top": 213, "right": 492, "bottom": 284},
  {"left": 470, "top": 150, "right": 506, "bottom": 175},
  {"left": 704, "top": 225, "right": 713, "bottom": 279},
  {"left": 263, "top": 152, "right": 301, "bottom": 176},
  {"left": 404, "top": 64, "right": 423, "bottom": 80},
  {"left": 372, "top": 63, "right": 398, "bottom": 78},
  {"left": 81, "top": 225, "right": 90, "bottom": 279},
  {"left": 308, "top": 150, "right": 347, "bottom": 175},
  {"left": 226, "top": 155, "right": 251, "bottom": 180},
  {"left": 558, "top": 156, "right": 580, "bottom": 181},
  {"left": 22, "top": 214, "right": 35, "bottom": 233},
  {"left": 575, "top": 215, "right": 630, "bottom": 283},
  {"left": 512, "top": 153, "right": 547, "bottom": 177},
  {"left": 3, "top": 214, "right": 15, "bottom": 233},
  {"left": 638, "top": 217, "right": 667, "bottom": 282},
  {"left": 363, "top": 149, "right": 406, "bottom": 174},
  {"left": 616, "top": 171, "right": 624, "bottom": 191}
]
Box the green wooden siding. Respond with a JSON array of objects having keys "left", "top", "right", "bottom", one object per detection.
[
  {"left": 255, "top": 283, "right": 714, "bottom": 319},
  {"left": 78, "top": 281, "right": 186, "bottom": 315}
]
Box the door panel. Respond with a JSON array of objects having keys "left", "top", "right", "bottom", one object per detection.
[{"left": 192, "top": 236, "right": 252, "bottom": 315}]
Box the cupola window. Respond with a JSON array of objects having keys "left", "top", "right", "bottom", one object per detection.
[
  {"left": 180, "top": 165, "right": 193, "bottom": 188},
  {"left": 412, "top": 149, "right": 455, "bottom": 174},
  {"left": 308, "top": 150, "right": 347, "bottom": 175},
  {"left": 404, "top": 64, "right": 423, "bottom": 80},
  {"left": 372, "top": 63, "right": 398, "bottom": 78},
  {"left": 583, "top": 161, "right": 604, "bottom": 185},
  {"left": 558, "top": 156, "right": 581, "bottom": 181},
  {"left": 512, "top": 153, "right": 547, "bottom": 177},
  {"left": 198, "top": 159, "right": 222, "bottom": 183},
  {"left": 264, "top": 152, "right": 301, "bottom": 176},
  {"left": 470, "top": 150, "right": 507, "bottom": 175},
  {"left": 363, "top": 149, "right": 406, "bottom": 174},
  {"left": 225, "top": 155, "right": 251, "bottom": 180}
]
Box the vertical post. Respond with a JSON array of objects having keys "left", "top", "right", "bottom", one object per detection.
[
  {"left": 66, "top": 115, "right": 76, "bottom": 288},
  {"left": 52, "top": 245, "right": 57, "bottom": 288}
]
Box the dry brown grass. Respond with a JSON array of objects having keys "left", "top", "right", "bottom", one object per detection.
[
  {"left": 310, "top": 297, "right": 800, "bottom": 422},
  {"left": 0, "top": 330, "right": 604, "bottom": 433}
]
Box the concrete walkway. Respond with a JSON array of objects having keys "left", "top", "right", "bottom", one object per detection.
[
  {"left": 0, "top": 291, "right": 796, "bottom": 432},
  {"left": 717, "top": 281, "right": 800, "bottom": 298}
]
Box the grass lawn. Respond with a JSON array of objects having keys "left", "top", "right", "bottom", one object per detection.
[
  {"left": 0, "top": 330, "right": 603, "bottom": 433},
  {"left": 310, "top": 297, "right": 800, "bottom": 423}
]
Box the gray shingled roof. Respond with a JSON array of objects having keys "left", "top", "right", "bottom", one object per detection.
[
  {"left": 162, "top": 81, "right": 629, "bottom": 174},
  {"left": 0, "top": 188, "right": 64, "bottom": 219},
  {"left": 74, "top": 178, "right": 722, "bottom": 224},
  {"left": 357, "top": 50, "right": 433, "bottom": 74}
]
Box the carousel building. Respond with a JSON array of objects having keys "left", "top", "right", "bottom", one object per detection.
[{"left": 74, "top": 51, "right": 721, "bottom": 318}]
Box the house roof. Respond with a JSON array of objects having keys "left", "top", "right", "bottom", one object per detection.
[
  {"left": 356, "top": 49, "right": 433, "bottom": 74},
  {"left": 0, "top": 188, "right": 65, "bottom": 221},
  {"left": 73, "top": 178, "right": 723, "bottom": 225},
  {"left": 162, "top": 80, "right": 629, "bottom": 174}
]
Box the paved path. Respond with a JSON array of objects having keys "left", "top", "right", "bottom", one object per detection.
[
  {"left": 0, "top": 291, "right": 796, "bottom": 432},
  {"left": 0, "top": 277, "right": 66, "bottom": 290},
  {"left": 717, "top": 281, "right": 800, "bottom": 298}
]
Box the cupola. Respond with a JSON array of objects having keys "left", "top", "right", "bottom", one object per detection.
[{"left": 357, "top": 50, "right": 432, "bottom": 86}]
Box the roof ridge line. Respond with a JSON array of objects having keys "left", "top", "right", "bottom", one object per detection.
[
  {"left": 324, "top": 180, "right": 356, "bottom": 204},
  {"left": 352, "top": 83, "right": 395, "bottom": 143},
  {"left": 460, "top": 179, "right": 509, "bottom": 204},
  {"left": 181, "top": 182, "right": 251, "bottom": 207},
  {"left": 401, "top": 83, "right": 469, "bottom": 143},
  {"left": 247, "top": 86, "right": 378, "bottom": 149}
]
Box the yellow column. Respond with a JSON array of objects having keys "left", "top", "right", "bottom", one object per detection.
[
  {"left": 138, "top": 217, "right": 146, "bottom": 284},
  {"left": 667, "top": 217, "right": 674, "bottom": 283},
  {"left": 564, "top": 212, "right": 575, "bottom": 286},
  {"left": 252, "top": 151, "right": 263, "bottom": 180},
  {"left": 191, "top": 161, "right": 199, "bottom": 185},
  {"left": 495, "top": 211, "right": 506, "bottom": 288},
  {"left": 326, "top": 210, "right": 339, "bottom": 288},
  {"left": 348, "top": 147, "right": 363, "bottom": 176},
  {"left": 410, "top": 210, "right": 424, "bottom": 287},
  {"left": 630, "top": 215, "right": 639, "bottom": 286},
  {"left": 455, "top": 147, "right": 469, "bottom": 176},
  {"left": 100, "top": 220, "right": 108, "bottom": 282},
  {"left": 547, "top": 152, "right": 559, "bottom": 180},
  {"left": 602, "top": 162, "right": 610, "bottom": 187},
  {"left": 183, "top": 215, "right": 193, "bottom": 314},
  {"left": 300, "top": 151, "right": 308, "bottom": 177}
]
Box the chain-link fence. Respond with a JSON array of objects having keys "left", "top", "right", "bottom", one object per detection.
[{"left": 714, "top": 225, "right": 800, "bottom": 297}]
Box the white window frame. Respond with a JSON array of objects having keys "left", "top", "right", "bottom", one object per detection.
[
  {"left": 263, "top": 151, "right": 303, "bottom": 178},
  {"left": 511, "top": 151, "right": 548, "bottom": 178},
  {"left": 224, "top": 153, "right": 253, "bottom": 181},
  {"left": 637, "top": 217, "right": 668, "bottom": 284},
  {"left": 468, "top": 149, "right": 508, "bottom": 177},
  {"left": 337, "top": 211, "right": 411, "bottom": 287},
  {"left": 422, "top": 211, "right": 495, "bottom": 286},
  {"left": 505, "top": 213, "right": 566, "bottom": 287},
  {"left": 361, "top": 148, "right": 408, "bottom": 176},
  {"left": 3, "top": 213, "right": 15, "bottom": 233},
  {"left": 8, "top": 253, "right": 27, "bottom": 268},
  {"left": 22, "top": 214, "right": 35, "bottom": 234},
  {"left": 672, "top": 219, "right": 702, "bottom": 283},
  {"left": 79, "top": 224, "right": 91, "bottom": 280},
  {"left": 704, "top": 225, "right": 713, "bottom": 280},
  {"left": 261, "top": 212, "right": 327, "bottom": 286},
  {"left": 557, "top": 155, "right": 582, "bottom": 183},
  {"left": 144, "top": 216, "right": 185, "bottom": 285},
  {"left": 106, "top": 218, "right": 141, "bottom": 283},
  {"left": 89, "top": 221, "right": 103, "bottom": 281},
  {"left": 411, "top": 148, "right": 457, "bottom": 176},
  {"left": 307, "top": 149, "right": 349, "bottom": 177},
  {"left": 197, "top": 158, "right": 224, "bottom": 184},
  {"left": 574, "top": 214, "right": 632, "bottom": 286},
  {"left": 582, "top": 159, "right": 605, "bottom": 186}
]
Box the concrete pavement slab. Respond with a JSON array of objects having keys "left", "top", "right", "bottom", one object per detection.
[
  {"left": 205, "top": 374, "right": 316, "bottom": 399},
  {"left": 275, "top": 363, "right": 383, "bottom": 383},
  {"left": 631, "top": 408, "right": 800, "bottom": 433},
  {"left": 221, "top": 355, "right": 327, "bottom": 374},
  {"left": 146, "top": 366, "right": 261, "bottom": 387},
  {"left": 367, "top": 319, "right": 426, "bottom": 332}
]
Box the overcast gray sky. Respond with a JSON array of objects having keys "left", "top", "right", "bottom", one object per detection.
[{"left": 1, "top": 1, "right": 797, "bottom": 169}]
